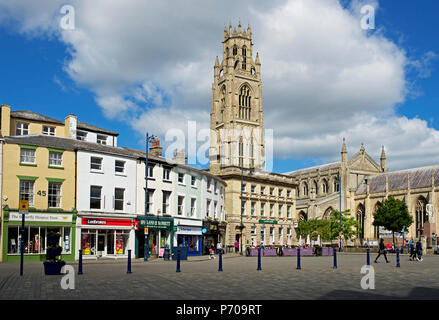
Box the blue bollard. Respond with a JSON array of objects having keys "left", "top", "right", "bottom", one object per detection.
[
  {"left": 333, "top": 247, "right": 337, "bottom": 269},
  {"left": 127, "top": 249, "right": 132, "bottom": 274},
  {"left": 297, "top": 248, "right": 301, "bottom": 270},
  {"left": 366, "top": 248, "right": 370, "bottom": 266},
  {"left": 78, "top": 249, "right": 83, "bottom": 275},
  {"left": 396, "top": 248, "right": 400, "bottom": 268},
  {"left": 257, "top": 247, "right": 262, "bottom": 271},
  {"left": 176, "top": 252, "right": 181, "bottom": 273},
  {"left": 218, "top": 250, "right": 223, "bottom": 272}
]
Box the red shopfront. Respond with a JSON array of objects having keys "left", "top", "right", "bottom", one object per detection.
[{"left": 78, "top": 217, "right": 136, "bottom": 259}]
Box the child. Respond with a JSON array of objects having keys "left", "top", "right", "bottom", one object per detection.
[{"left": 209, "top": 243, "right": 216, "bottom": 259}]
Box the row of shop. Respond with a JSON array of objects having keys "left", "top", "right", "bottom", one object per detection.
[{"left": 1, "top": 208, "right": 226, "bottom": 262}]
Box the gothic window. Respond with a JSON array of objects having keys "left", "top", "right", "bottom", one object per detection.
[
  {"left": 242, "top": 47, "right": 247, "bottom": 70},
  {"left": 323, "top": 207, "right": 333, "bottom": 220},
  {"left": 239, "top": 85, "right": 251, "bottom": 120},
  {"left": 233, "top": 46, "right": 237, "bottom": 56},
  {"left": 298, "top": 211, "right": 307, "bottom": 222},
  {"left": 322, "top": 179, "right": 328, "bottom": 194},
  {"left": 313, "top": 180, "right": 318, "bottom": 195},
  {"left": 416, "top": 197, "right": 428, "bottom": 238},
  {"left": 302, "top": 182, "right": 308, "bottom": 197},
  {"left": 220, "top": 85, "right": 226, "bottom": 122},
  {"left": 333, "top": 177, "right": 340, "bottom": 192},
  {"left": 356, "top": 204, "right": 365, "bottom": 240}
]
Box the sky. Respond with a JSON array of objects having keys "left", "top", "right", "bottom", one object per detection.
[{"left": 0, "top": 0, "right": 438, "bottom": 173}]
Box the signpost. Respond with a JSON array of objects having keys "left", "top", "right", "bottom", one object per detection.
[{"left": 19, "top": 200, "right": 29, "bottom": 276}]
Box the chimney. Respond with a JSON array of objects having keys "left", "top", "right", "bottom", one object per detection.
[
  {"left": 149, "top": 138, "right": 163, "bottom": 157},
  {"left": 1, "top": 105, "right": 11, "bottom": 137},
  {"left": 172, "top": 148, "right": 187, "bottom": 165},
  {"left": 64, "top": 114, "right": 77, "bottom": 138}
]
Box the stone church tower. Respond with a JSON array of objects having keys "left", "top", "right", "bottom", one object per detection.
[{"left": 209, "top": 22, "right": 265, "bottom": 174}]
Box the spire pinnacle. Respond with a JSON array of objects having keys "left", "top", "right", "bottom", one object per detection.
[
  {"left": 380, "top": 145, "right": 386, "bottom": 159},
  {"left": 360, "top": 143, "right": 365, "bottom": 153},
  {"left": 341, "top": 137, "right": 347, "bottom": 153}
]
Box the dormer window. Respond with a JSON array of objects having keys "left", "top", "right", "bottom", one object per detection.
[
  {"left": 76, "top": 130, "right": 87, "bottom": 141},
  {"left": 43, "top": 126, "right": 55, "bottom": 136},
  {"left": 16, "top": 122, "right": 29, "bottom": 136},
  {"left": 97, "top": 134, "right": 107, "bottom": 145}
]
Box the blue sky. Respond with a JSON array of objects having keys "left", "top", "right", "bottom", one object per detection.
[{"left": 0, "top": 0, "right": 438, "bottom": 173}]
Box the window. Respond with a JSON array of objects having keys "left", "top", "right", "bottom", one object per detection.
[
  {"left": 242, "top": 47, "right": 247, "bottom": 70},
  {"left": 242, "top": 183, "right": 246, "bottom": 193},
  {"left": 322, "top": 180, "right": 328, "bottom": 193},
  {"left": 147, "top": 165, "right": 154, "bottom": 178},
  {"left": 214, "top": 201, "right": 218, "bottom": 219},
  {"left": 177, "top": 196, "right": 184, "bottom": 215},
  {"left": 91, "top": 157, "right": 103, "bottom": 171},
  {"left": 162, "top": 191, "right": 171, "bottom": 215},
  {"left": 16, "top": 122, "right": 29, "bottom": 136},
  {"left": 97, "top": 135, "right": 107, "bottom": 145},
  {"left": 114, "top": 188, "right": 124, "bottom": 211},
  {"left": 49, "top": 152, "right": 62, "bottom": 167},
  {"left": 206, "top": 199, "right": 211, "bottom": 217},
  {"left": 251, "top": 226, "right": 256, "bottom": 235},
  {"left": 287, "top": 190, "right": 291, "bottom": 198},
  {"left": 251, "top": 185, "right": 256, "bottom": 193},
  {"left": 278, "top": 228, "right": 283, "bottom": 243},
  {"left": 334, "top": 179, "right": 340, "bottom": 192},
  {"left": 190, "top": 198, "right": 196, "bottom": 217},
  {"left": 270, "top": 227, "right": 274, "bottom": 244},
  {"left": 20, "top": 149, "right": 35, "bottom": 164},
  {"left": 207, "top": 179, "right": 212, "bottom": 192},
  {"left": 43, "top": 126, "right": 55, "bottom": 136},
  {"left": 261, "top": 203, "right": 265, "bottom": 216},
  {"left": 115, "top": 160, "right": 125, "bottom": 174},
  {"left": 278, "top": 205, "right": 283, "bottom": 218},
  {"left": 19, "top": 180, "right": 34, "bottom": 207},
  {"left": 270, "top": 188, "right": 274, "bottom": 196},
  {"left": 278, "top": 189, "right": 283, "bottom": 197},
  {"left": 287, "top": 206, "right": 291, "bottom": 218},
  {"left": 191, "top": 175, "right": 196, "bottom": 187},
  {"left": 251, "top": 202, "right": 256, "bottom": 216},
  {"left": 261, "top": 228, "right": 265, "bottom": 243},
  {"left": 214, "top": 182, "right": 218, "bottom": 194},
  {"left": 163, "top": 167, "right": 171, "bottom": 181},
  {"left": 90, "top": 186, "right": 102, "bottom": 209},
  {"left": 48, "top": 182, "right": 62, "bottom": 208},
  {"left": 239, "top": 86, "right": 251, "bottom": 120},
  {"left": 270, "top": 204, "right": 274, "bottom": 217},
  {"left": 178, "top": 172, "right": 184, "bottom": 184},
  {"left": 146, "top": 189, "right": 154, "bottom": 214},
  {"left": 261, "top": 186, "right": 265, "bottom": 195},
  {"left": 76, "top": 131, "right": 87, "bottom": 141}
]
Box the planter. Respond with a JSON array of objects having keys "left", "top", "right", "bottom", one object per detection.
[
  {"left": 322, "top": 247, "right": 334, "bottom": 256},
  {"left": 43, "top": 261, "right": 66, "bottom": 275},
  {"left": 282, "top": 248, "right": 298, "bottom": 256},
  {"left": 250, "top": 248, "right": 259, "bottom": 256},
  {"left": 300, "top": 248, "right": 313, "bottom": 256},
  {"left": 263, "top": 248, "right": 277, "bottom": 256}
]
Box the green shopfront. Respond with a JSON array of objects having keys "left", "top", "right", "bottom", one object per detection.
[
  {"left": 135, "top": 216, "right": 174, "bottom": 258},
  {"left": 1, "top": 206, "right": 77, "bottom": 262}
]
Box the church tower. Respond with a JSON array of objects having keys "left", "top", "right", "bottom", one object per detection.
[{"left": 209, "top": 22, "right": 265, "bottom": 174}]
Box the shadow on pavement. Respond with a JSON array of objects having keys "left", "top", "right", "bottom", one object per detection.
[{"left": 319, "top": 287, "right": 439, "bottom": 300}]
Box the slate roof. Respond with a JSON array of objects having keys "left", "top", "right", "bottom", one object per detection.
[
  {"left": 356, "top": 164, "right": 439, "bottom": 194},
  {"left": 10, "top": 111, "right": 63, "bottom": 125},
  {"left": 284, "top": 162, "right": 341, "bottom": 177},
  {"left": 4, "top": 134, "right": 143, "bottom": 159}
]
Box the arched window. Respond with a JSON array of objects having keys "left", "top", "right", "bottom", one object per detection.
[
  {"left": 242, "top": 46, "right": 247, "bottom": 70},
  {"left": 313, "top": 180, "right": 318, "bottom": 195},
  {"left": 416, "top": 197, "right": 428, "bottom": 238},
  {"left": 239, "top": 85, "right": 251, "bottom": 120},
  {"left": 220, "top": 85, "right": 226, "bottom": 122},
  {"left": 356, "top": 204, "right": 365, "bottom": 240},
  {"left": 333, "top": 177, "right": 340, "bottom": 192},
  {"left": 233, "top": 46, "right": 237, "bottom": 56},
  {"left": 322, "top": 179, "right": 328, "bottom": 194},
  {"left": 322, "top": 207, "right": 333, "bottom": 220},
  {"left": 302, "top": 182, "right": 308, "bottom": 197},
  {"left": 298, "top": 211, "right": 307, "bottom": 222}
]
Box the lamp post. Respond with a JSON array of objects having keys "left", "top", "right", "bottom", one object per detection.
[
  {"left": 240, "top": 164, "right": 244, "bottom": 256},
  {"left": 337, "top": 175, "right": 342, "bottom": 252},
  {"left": 144, "top": 133, "right": 157, "bottom": 262}
]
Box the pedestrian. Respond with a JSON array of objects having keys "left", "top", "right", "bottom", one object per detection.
[
  {"left": 409, "top": 241, "right": 417, "bottom": 261},
  {"left": 416, "top": 239, "right": 423, "bottom": 262},
  {"left": 374, "top": 238, "right": 390, "bottom": 263},
  {"left": 209, "top": 242, "right": 216, "bottom": 259},
  {"left": 234, "top": 240, "right": 239, "bottom": 253},
  {"left": 217, "top": 241, "right": 222, "bottom": 255}
]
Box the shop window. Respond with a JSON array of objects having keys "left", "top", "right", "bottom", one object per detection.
[
  {"left": 114, "top": 188, "right": 124, "bottom": 211},
  {"left": 48, "top": 182, "right": 62, "bottom": 208}
]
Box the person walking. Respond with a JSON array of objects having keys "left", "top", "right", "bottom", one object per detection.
[
  {"left": 416, "top": 239, "right": 423, "bottom": 262},
  {"left": 216, "top": 241, "right": 222, "bottom": 255},
  {"left": 409, "top": 241, "right": 417, "bottom": 261},
  {"left": 234, "top": 240, "right": 239, "bottom": 253},
  {"left": 374, "top": 238, "right": 390, "bottom": 263},
  {"left": 209, "top": 242, "right": 216, "bottom": 259}
]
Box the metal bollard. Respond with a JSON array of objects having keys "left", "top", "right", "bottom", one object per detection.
[
  {"left": 366, "top": 248, "right": 370, "bottom": 266},
  {"left": 78, "top": 249, "right": 83, "bottom": 275},
  {"left": 333, "top": 248, "right": 337, "bottom": 269},
  {"left": 257, "top": 247, "right": 262, "bottom": 271},
  {"left": 297, "top": 248, "right": 301, "bottom": 270},
  {"left": 176, "top": 252, "right": 181, "bottom": 273},
  {"left": 396, "top": 248, "right": 400, "bottom": 268},
  {"left": 218, "top": 250, "right": 223, "bottom": 272},
  {"left": 127, "top": 249, "right": 132, "bottom": 274}
]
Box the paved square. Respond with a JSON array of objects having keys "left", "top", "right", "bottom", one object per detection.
[{"left": 0, "top": 253, "right": 438, "bottom": 300}]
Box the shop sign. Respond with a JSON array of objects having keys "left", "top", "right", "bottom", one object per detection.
[
  {"left": 177, "top": 226, "right": 202, "bottom": 235},
  {"left": 82, "top": 218, "right": 134, "bottom": 227},
  {"left": 9, "top": 212, "right": 72, "bottom": 222},
  {"left": 138, "top": 217, "right": 174, "bottom": 230},
  {"left": 258, "top": 219, "right": 278, "bottom": 224}
]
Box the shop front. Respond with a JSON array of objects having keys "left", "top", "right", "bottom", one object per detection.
[
  {"left": 201, "top": 220, "right": 227, "bottom": 255},
  {"left": 77, "top": 216, "right": 136, "bottom": 259},
  {"left": 135, "top": 216, "right": 174, "bottom": 259},
  {"left": 1, "top": 207, "right": 76, "bottom": 262},
  {"left": 174, "top": 219, "right": 202, "bottom": 256}
]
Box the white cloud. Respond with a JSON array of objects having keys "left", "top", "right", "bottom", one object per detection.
[{"left": 0, "top": 0, "right": 437, "bottom": 170}]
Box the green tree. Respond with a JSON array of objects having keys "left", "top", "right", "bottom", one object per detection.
[
  {"left": 329, "top": 210, "right": 361, "bottom": 244},
  {"left": 296, "top": 219, "right": 332, "bottom": 242},
  {"left": 372, "top": 196, "right": 413, "bottom": 245}
]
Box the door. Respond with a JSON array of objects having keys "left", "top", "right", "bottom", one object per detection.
[{"left": 97, "top": 234, "right": 105, "bottom": 256}]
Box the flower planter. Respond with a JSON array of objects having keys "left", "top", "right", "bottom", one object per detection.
[
  {"left": 263, "top": 248, "right": 277, "bottom": 256},
  {"left": 282, "top": 248, "right": 298, "bottom": 256},
  {"left": 43, "top": 261, "right": 66, "bottom": 275},
  {"left": 300, "top": 248, "right": 313, "bottom": 256},
  {"left": 322, "top": 247, "right": 334, "bottom": 256},
  {"left": 250, "top": 248, "right": 259, "bottom": 256}
]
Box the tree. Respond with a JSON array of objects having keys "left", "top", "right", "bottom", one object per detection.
[
  {"left": 296, "top": 219, "right": 332, "bottom": 242},
  {"left": 372, "top": 196, "right": 413, "bottom": 245},
  {"left": 329, "top": 210, "right": 361, "bottom": 244}
]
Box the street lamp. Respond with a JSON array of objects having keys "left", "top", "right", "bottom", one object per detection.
[
  {"left": 336, "top": 175, "right": 342, "bottom": 252},
  {"left": 144, "top": 133, "right": 157, "bottom": 262},
  {"left": 240, "top": 163, "right": 253, "bottom": 256}
]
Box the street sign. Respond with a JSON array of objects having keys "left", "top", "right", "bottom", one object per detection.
[
  {"left": 144, "top": 227, "right": 148, "bottom": 234},
  {"left": 19, "top": 200, "right": 29, "bottom": 214}
]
